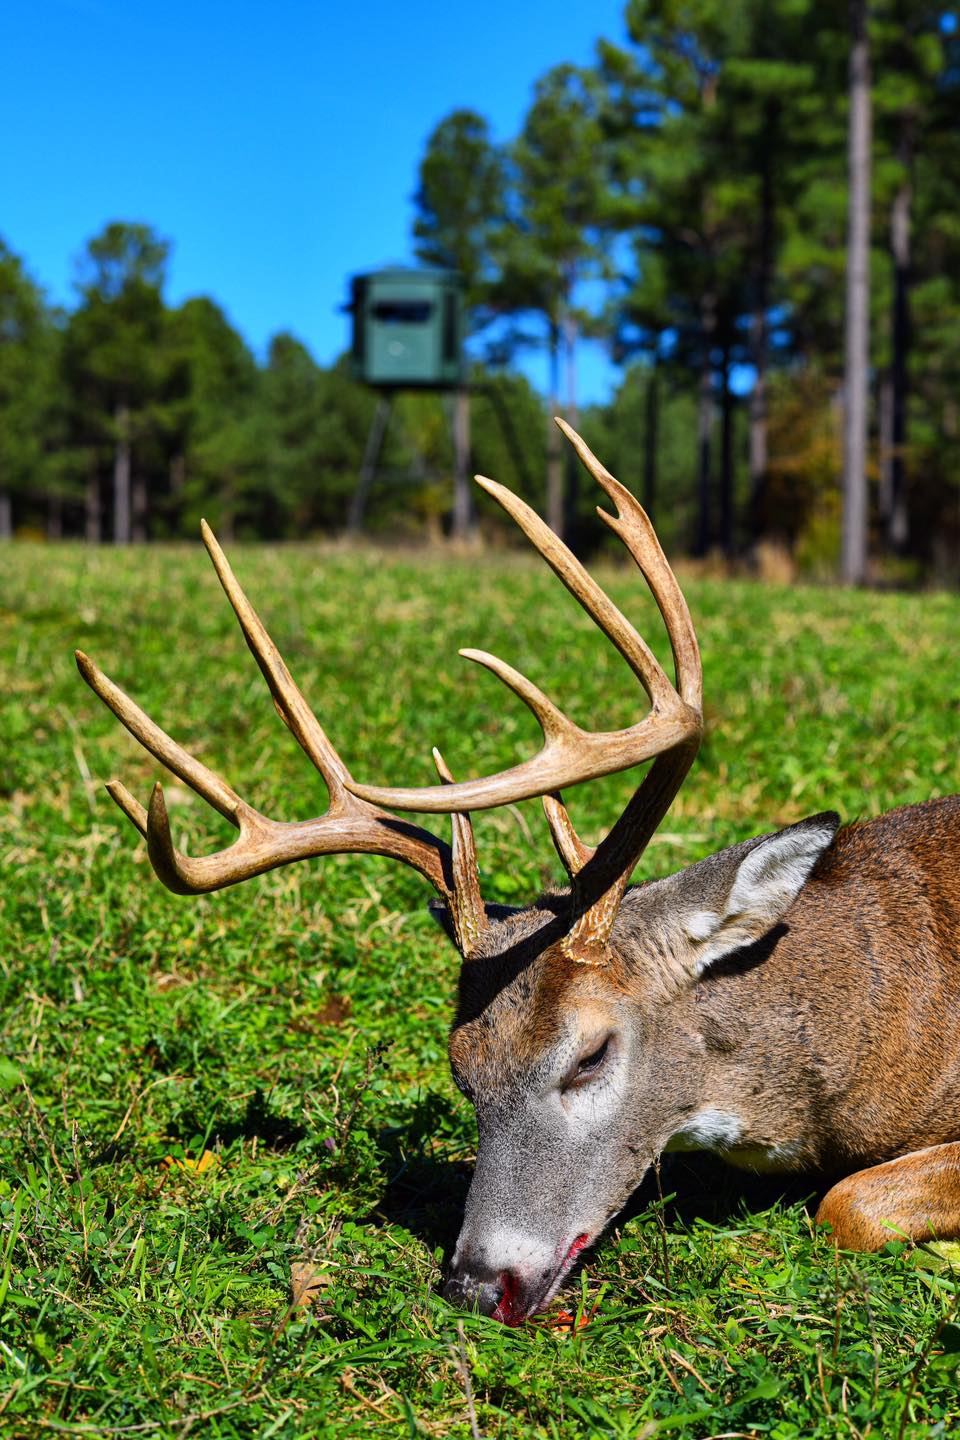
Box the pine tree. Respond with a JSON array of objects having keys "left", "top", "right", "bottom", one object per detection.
[
  {"left": 0, "top": 240, "right": 60, "bottom": 538},
  {"left": 413, "top": 110, "right": 505, "bottom": 317},
  {"left": 165, "top": 296, "right": 264, "bottom": 539},
  {"left": 67, "top": 223, "right": 170, "bottom": 542}
]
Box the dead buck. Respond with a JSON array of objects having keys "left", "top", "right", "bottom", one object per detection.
[{"left": 77, "top": 420, "right": 960, "bottom": 1326}]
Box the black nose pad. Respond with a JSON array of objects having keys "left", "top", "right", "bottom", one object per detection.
[{"left": 442, "top": 1272, "right": 505, "bottom": 1316}]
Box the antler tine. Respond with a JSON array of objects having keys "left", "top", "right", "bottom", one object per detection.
[
  {"left": 433, "top": 748, "right": 486, "bottom": 955},
  {"left": 458, "top": 649, "right": 573, "bottom": 743},
  {"left": 76, "top": 649, "right": 243, "bottom": 824},
  {"left": 555, "top": 419, "right": 702, "bottom": 711},
  {"left": 200, "top": 520, "right": 352, "bottom": 801},
  {"left": 543, "top": 793, "right": 594, "bottom": 878},
  {"left": 105, "top": 780, "right": 148, "bottom": 838},
  {"left": 472, "top": 473, "right": 676, "bottom": 711}
]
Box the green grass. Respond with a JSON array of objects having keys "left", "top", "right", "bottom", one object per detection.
[{"left": 2, "top": 538, "right": 960, "bottom": 1439}]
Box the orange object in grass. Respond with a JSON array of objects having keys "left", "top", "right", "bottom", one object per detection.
[
  {"left": 546, "top": 1306, "right": 595, "bottom": 1332},
  {"left": 161, "top": 1149, "right": 219, "bottom": 1175}
]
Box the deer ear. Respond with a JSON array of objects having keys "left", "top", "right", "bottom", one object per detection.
[
  {"left": 428, "top": 900, "right": 459, "bottom": 947},
  {"left": 682, "top": 812, "right": 840, "bottom": 975}
]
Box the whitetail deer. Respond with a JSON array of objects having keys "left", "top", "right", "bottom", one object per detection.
[{"left": 77, "top": 420, "right": 960, "bottom": 1326}]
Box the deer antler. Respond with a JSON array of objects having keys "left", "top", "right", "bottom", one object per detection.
[
  {"left": 347, "top": 419, "right": 703, "bottom": 958},
  {"left": 78, "top": 423, "right": 700, "bottom": 965},
  {"left": 76, "top": 522, "right": 487, "bottom": 958}
]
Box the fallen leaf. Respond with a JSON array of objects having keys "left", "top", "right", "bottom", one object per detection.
[
  {"left": 291, "top": 1261, "right": 333, "bottom": 1308},
  {"left": 288, "top": 996, "right": 352, "bottom": 1033},
  {"left": 161, "top": 1149, "right": 219, "bottom": 1176}
]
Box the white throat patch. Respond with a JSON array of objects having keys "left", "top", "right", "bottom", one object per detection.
[{"left": 665, "top": 1106, "right": 744, "bottom": 1154}]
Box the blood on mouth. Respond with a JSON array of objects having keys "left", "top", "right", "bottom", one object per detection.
[
  {"left": 491, "top": 1234, "right": 590, "bottom": 1327},
  {"left": 491, "top": 1270, "right": 522, "bottom": 1327},
  {"left": 563, "top": 1233, "right": 590, "bottom": 1268}
]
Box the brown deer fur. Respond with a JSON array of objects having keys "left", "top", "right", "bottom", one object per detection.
[{"left": 684, "top": 797, "right": 960, "bottom": 1180}]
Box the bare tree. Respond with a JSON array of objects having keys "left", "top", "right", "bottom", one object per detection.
[
  {"left": 841, "top": 0, "right": 872, "bottom": 584},
  {"left": 887, "top": 120, "right": 912, "bottom": 552}
]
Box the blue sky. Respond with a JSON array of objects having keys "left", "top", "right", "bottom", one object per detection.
[{"left": 3, "top": 0, "right": 631, "bottom": 404}]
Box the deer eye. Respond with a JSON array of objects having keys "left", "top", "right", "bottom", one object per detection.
[
  {"left": 565, "top": 1036, "right": 611, "bottom": 1088},
  {"left": 579, "top": 1037, "right": 609, "bottom": 1073}
]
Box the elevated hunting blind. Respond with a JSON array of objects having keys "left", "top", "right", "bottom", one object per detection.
[{"left": 349, "top": 267, "right": 464, "bottom": 389}]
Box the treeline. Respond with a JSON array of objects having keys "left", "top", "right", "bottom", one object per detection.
[
  {"left": 412, "top": 0, "right": 960, "bottom": 580},
  {"left": 3, "top": 2, "right": 960, "bottom": 579},
  {"left": 0, "top": 224, "right": 551, "bottom": 544}
]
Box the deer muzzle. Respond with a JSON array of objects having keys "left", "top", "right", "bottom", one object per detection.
[{"left": 444, "top": 1228, "right": 593, "bottom": 1325}]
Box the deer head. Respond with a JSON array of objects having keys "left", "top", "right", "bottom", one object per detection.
[{"left": 78, "top": 420, "right": 742, "bottom": 1324}]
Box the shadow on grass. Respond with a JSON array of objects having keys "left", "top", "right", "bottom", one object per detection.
[
  {"left": 92, "top": 1086, "right": 309, "bottom": 1168},
  {"left": 374, "top": 1123, "right": 473, "bottom": 1257},
  {"left": 648, "top": 1151, "right": 823, "bottom": 1229}
]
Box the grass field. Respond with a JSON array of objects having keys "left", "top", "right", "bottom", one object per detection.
[{"left": 2, "top": 537, "right": 960, "bottom": 1439}]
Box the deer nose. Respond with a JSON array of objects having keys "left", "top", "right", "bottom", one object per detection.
[{"left": 441, "top": 1269, "right": 505, "bottom": 1316}]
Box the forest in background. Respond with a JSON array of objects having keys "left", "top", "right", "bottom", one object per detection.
[{"left": 2, "top": 0, "right": 960, "bottom": 581}]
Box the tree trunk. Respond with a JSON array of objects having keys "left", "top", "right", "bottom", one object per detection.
[
  {"left": 546, "top": 322, "right": 564, "bottom": 539},
  {"left": 113, "top": 403, "right": 132, "bottom": 545},
  {"left": 131, "top": 469, "right": 148, "bottom": 543},
  {"left": 878, "top": 371, "right": 893, "bottom": 528},
  {"left": 0, "top": 491, "right": 11, "bottom": 541},
  {"left": 85, "top": 460, "right": 101, "bottom": 543},
  {"left": 170, "top": 453, "right": 186, "bottom": 497},
  {"left": 563, "top": 308, "right": 580, "bottom": 542},
  {"left": 889, "top": 121, "right": 911, "bottom": 554},
  {"left": 841, "top": 0, "right": 872, "bottom": 585},
  {"left": 563, "top": 310, "right": 579, "bottom": 428},
  {"left": 748, "top": 310, "right": 768, "bottom": 530},
  {"left": 168, "top": 453, "right": 186, "bottom": 536},
  {"left": 748, "top": 99, "right": 777, "bottom": 544},
  {"left": 696, "top": 293, "right": 716, "bottom": 557},
  {"left": 452, "top": 386, "right": 473, "bottom": 541},
  {"left": 47, "top": 493, "right": 63, "bottom": 540},
  {"left": 644, "top": 360, "right": 658, "bottom": 521},
  {"left": 720, "top": 339, "right": 735, "bottom": 560},
  {"left": 220, "top": 488, "right": 236, "bottom": 543}
]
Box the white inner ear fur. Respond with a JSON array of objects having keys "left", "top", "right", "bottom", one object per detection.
[{"left": 684, "top": 821, "right": 837, "bottom": 975}]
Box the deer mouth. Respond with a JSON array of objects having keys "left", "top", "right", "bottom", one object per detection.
[
  {"left": 491, "top": 1233, "right": 592, "bottom": 1326},
  {"left": 541, "top": 1232, "right": 592, "bottom": 1308}
]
